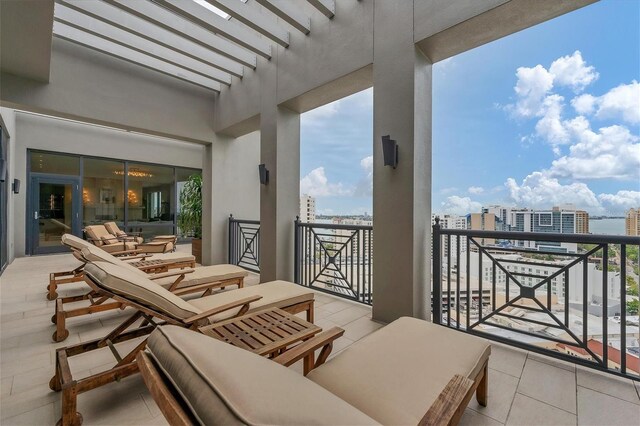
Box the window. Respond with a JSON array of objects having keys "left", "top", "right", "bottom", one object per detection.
[
  {"left": 30, "top": 152, "right": 79, "bottom": 175},
  {"left": 82, "top": 158, "right": 125, "bottom": 226}
]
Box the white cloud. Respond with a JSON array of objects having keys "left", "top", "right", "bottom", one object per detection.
[
  {"left": 439, "top": 187, "right": 459, "bottom": 195},
  {"left": 468, "top": 186, "right": 484, "bottom": 194},
  {"left": 534, "top": 94, "right": 570, "bottom": 145},
  {"left": 302, "top": 100, "right": 341, "bottom": 125},
  {"left": 354, "top": 155, "right": 373, "bottom": 196},
  {"left": 512, "top": 64, "right": 555, "bottom": 117},
  {"left": 505, "top": 172, "right": 600, "bottom": 209},
  {"left": 548, "top": 51, "right": 599, "bottom": 93},
  {"left": 593, "top": 81, "right": 640, "bottom": 124},
  {"left": 441, "top": 196, "right": 482, "bottom": 216},
  {"left": 598, "top": 191, "right": 640, "bottom": 212},
  {"left": 549, "top": 122, "right": 640, "bottom": 180},
  {"left": 300, "top": 167, "right": 349, "bottom": 197},
  {"left": 571, "top": 93, "right": 596, "bottom": 115}
]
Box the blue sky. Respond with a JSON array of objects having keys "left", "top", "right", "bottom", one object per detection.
[{"left": 300, "top": 0, "right": 639, "bottom": 217}]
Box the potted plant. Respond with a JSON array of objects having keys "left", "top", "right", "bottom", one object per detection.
[{"left": 177, "top": 174, "right": 203, "bottom": 263}]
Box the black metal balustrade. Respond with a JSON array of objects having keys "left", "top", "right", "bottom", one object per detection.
[
  {"left": 294, "top": 218, "right": 373, "bottom": 304},
  {"left": 228, "top": 215, "right": 260, "bottom": 273},
  {"left": 432, "top": 218, "right": 640, "bottom": 380}
]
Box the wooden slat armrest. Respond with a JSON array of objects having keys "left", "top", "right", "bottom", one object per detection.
[
  {"left": 184, "top": 295, "right": 263, "bottom": 324},
  {"left": 419, "top": 374, "right": 475, "bottom": 426},
  {"left": 121, "top": 254, "right": 147, "bottom": 261},
  {"left": 111, "top": 249, "right": 142, "bottom": 257},
  {"left": 273, "top": 327, "right": 345, "bottom": 369},
  {"left": 149, "top": 269, "right": 195, "bottom": 280}
]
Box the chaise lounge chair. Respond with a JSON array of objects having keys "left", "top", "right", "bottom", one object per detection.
[
  {"left": 47, "top": 233, "right": 196, "bottom": 300},
  {"left": 138, "top": 319, "right": 491, "bottom": 425},
  {"left": 104, "top": 222, "right": 178, "bottom": 248},
  {"left": 85, "top": 224, "right": 174, "bottom": 254},
  {"left": 51, "top": 243, "right": 249, "bottom": 342},
  {"left": 50, "top": 260, "right": 315, "bottom": 426}
]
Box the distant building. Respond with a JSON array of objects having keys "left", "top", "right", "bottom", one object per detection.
[
  {"left": 626, "top": 208, "right": 640, "bottom": 236},
  {"left": 467, "top": 212, "right": 497, "bottom": 246},
  {"left": 432, "top": 214, "right": 467, "bottom": 253},
  {"left": 299, "top": 194, "right": 316, "bottom": 223},
  {"left": 575, "top": 210, "right": 589, "bottom": 234}
]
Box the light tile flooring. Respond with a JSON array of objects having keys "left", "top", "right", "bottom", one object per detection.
[{"left": 1, "top": 250, "right": 639, "bottom": 425}]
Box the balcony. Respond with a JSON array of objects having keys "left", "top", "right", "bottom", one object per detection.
[{"left": 1, "top": 249, "right": 639, "bottom": 424}]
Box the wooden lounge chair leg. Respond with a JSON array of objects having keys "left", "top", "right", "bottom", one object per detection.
[
  {"left": 53, "top": 299, "right": 70, "bottom": 342},
  {"left": 476, "top": 363, "right": 488, "bottom": 407},
  {"left": 58, "top": 383, "right": 82, "bottom": 426},
  {"left": 307, "top": 301, "right": 314, "bottom": 323},
  {"left": 48, "top": 273, "right": 58, "bottom": 300},
  {"left": 238, "top": 277, "right": 244, "bottom": 289}
]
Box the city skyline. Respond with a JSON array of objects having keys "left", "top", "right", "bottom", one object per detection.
[{"left": 300, "top": 0, "right": 639, "bottom": 217}]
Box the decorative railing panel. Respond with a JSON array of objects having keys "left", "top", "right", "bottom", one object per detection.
[
  {"left": 294, "top": 219, "right": 373, "bottom": 305},
  {"left": 228, "top": 216, "right": 260, "bottom": 273},
  {"left": 432, "top": 218, "right": 640, "bottom": 381}
]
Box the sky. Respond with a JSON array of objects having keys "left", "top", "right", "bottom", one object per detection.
[{"left": 300, "top": 0, "right": 640, "bottom": 217}]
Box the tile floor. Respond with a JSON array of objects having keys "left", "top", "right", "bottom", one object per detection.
[{"left": 1, "top": 249, "right": 639, "bottom": 425}]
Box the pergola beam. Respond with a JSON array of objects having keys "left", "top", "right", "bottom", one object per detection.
[
  {"left": 54, "top": 4, "right": 232, "bottom": 85},
  {"left": 205, "top": 0, "right": 290, "bottom": 47},
  {"left": 154, "top": 0, "right": 272, "bottom": 58},
  {"left": 254, "top": 0, "right": 311, "bottom": 34},
  {"left": 104, "top": 0, "right": 257, "bottom": 69},
  {"left": 52, "top": 22, "right": 221, "bottom": 92},
  {"left": 57, "top": 0, "right": 243, "bottom": 78},
  {"left": 306, "top": 0, "right": 335, "bottom": 19}
]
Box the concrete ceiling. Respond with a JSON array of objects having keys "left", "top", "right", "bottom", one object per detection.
[{"left": 0, "top": 0, "right": 55, "bottom": 82}]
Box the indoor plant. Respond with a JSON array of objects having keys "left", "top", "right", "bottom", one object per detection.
[{"left": 177, "top": 174, "right": 203, "bottom": 263}]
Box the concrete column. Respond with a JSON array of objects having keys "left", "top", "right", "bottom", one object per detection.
[
  {"left": 202, "top": 132, "right": 261, "bottom": 266},
  {"left": 259, "top": 105, "right": 300, "bottom": 282},
  {"left": 372, "top": 0, "right": 432, "bottom": 323}
]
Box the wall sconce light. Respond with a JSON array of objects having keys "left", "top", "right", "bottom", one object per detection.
[
  {"left": 382, "top": 135, "right": 398, "bottom": 169},
  {"left": 12, "top": 179, "right": 20, "bottom": 194},
  {"left": 258, "top": 164, "right": 269, "bottom": 185}
]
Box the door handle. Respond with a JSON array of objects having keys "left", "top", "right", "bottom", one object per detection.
[{"left": 34, "top": 211, "right": 39, "bottom": 220}]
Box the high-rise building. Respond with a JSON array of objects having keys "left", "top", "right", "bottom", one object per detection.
[
  {"left": 626, "top": 208, "right": 640, "bottom": 236},
  {"left": 432, "top": 214, "right": 468, "bottom": 253},
  {"left": 299, "top": 194, "right": 316, "bottom": 223},
  {"left": 575, "top": 210, "right": 589, "bottom": 234},
  {"left": 467, "top": 212, "right": 497, "bottom": 246}
]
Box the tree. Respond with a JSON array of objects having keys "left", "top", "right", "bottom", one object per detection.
[
  {"left": 627, "top": 299, "right": 639, "bottom": 315},
  {"left": 177, "top": 174, "right": 202, "bottom": 239},
  {"left": 627, "top": 276, "right": 639, "bottom": 297}
]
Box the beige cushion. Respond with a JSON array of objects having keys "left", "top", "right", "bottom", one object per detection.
[
  {"left": 103, "top": 222, "right": 121, "bottom": 235},
  {"left": 189, "top": 280, "right": 313, "bottom": 322},
  {"left": 61, "top": 234, "right": 92, "bottom": 251},
  {"left": 138, "top": 241, "right": 173, "bottom": 253},
  {"left": 307, "top": 317, "right": 491, "bottom": 425},
  {"left": 80, "top": 246, "right": 147, "bottom": 277},
  {"left": 84, "top": 262, "right": 200, "bottom": 320},
  {"left": 146, "top": 325, "right": 378, "bottom": 425},
  {"left": 85, "top": 225, "right": 112, "bottom": 246},
  {"left": 154, "top": 264, "right": 248, "bottom": 289}
]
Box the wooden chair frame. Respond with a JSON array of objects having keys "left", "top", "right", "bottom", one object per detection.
[
  {"left": 136, "top": 328, "right": 488, "bottom": 426},
  {"left": 47, "top": 246, "right": 194, "bottom": 300},
  {"left": 50, "top": 274, "right": 315, "bottom": 426},
  {"left": 51, "top": 272, "right": 245, "bottom": 342}
]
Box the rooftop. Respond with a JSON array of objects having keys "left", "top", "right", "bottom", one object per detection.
[{"left": 1, "top": 249, "right": 638, "bottom": 425}]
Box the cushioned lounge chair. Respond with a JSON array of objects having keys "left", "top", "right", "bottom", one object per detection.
[
  {"left": 85, "top": 224, "right": 174, "bottom": 254},
  {"left": 47, "top": 234, "right": 195, "bottom": 300},
  {"left": 51, "top": 245, "right": 248, "bottom": 342},
  {"left": 139, "top": 319, "right": 490, "bottom": 426},
  {"left": 104, "top": 222, "right": 178, "bottom": 248},
  {"left": 50, "top": 261, "right": 314, "bottom": 426},
  {"left": 103, "top": 221, "right": 144, "bottom": 244}
]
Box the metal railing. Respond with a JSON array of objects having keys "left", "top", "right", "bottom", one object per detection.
[
  {"left": 294, "top": 218, "right": 373, "bottom": 304},
  {"left": 228, "top": 215, "right": 260, "bottom": 273},
  {"left": 432, "top": 218, "right": 640, "bottom": 380}
]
